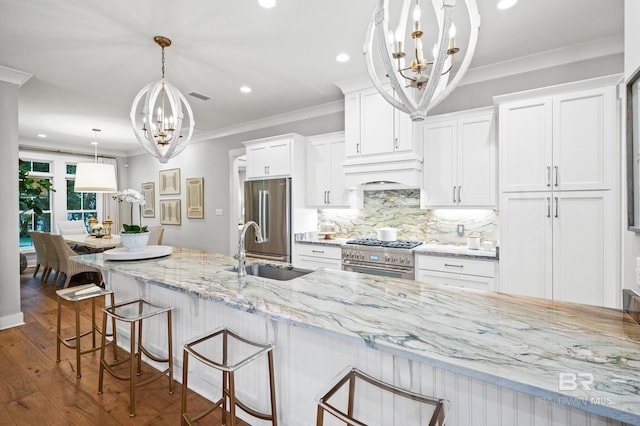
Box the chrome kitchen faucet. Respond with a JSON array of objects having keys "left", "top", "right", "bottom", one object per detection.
[{"left": 236, "top": 221, "right": 264, "bottom": 278}]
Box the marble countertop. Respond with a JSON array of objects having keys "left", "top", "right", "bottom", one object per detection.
[{"left": 75, "top": 247, "right": 640, "bottom": 423}]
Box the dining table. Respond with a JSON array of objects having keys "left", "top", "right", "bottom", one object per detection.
[{"left": 63, "top": 233, "right": 121, "bottom": 251}]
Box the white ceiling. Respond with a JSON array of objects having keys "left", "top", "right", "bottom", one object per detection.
[{"left": 0, "top": 0, "right": 624, "bottom": 157}]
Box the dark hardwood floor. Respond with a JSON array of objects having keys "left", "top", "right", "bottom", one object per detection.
[{"left": 0, "top": 269, "right": 249, "bottom": 425}]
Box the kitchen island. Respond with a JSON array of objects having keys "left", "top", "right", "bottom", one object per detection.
[{"left": 75, "top": 247, "right": 640, "bottom": 425}]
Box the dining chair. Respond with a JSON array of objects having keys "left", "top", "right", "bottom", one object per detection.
[
  {"left": 56, "top": 220, "right": 88, "bottom": 235},
  {"left": 147, "top": 225, "right": 165, "bottom": 245},
  {"left": 29, "top": 231, "right": 52, "bottom": 281},
  {"left": 39, "top": 232, "right": 62, "bottom": 284},
  {"left": 49, "top": 233, "right": 104, "bottom": 288}
]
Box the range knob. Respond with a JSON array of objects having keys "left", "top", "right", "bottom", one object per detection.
[
  {"left": 392, "top": 257, "right": 397, "bottom": 263},
  {"left": 400, "top": 258, "right": 405, "bottom": 264}
]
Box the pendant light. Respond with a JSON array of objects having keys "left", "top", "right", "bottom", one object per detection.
[
  {"left": 364, "top": 0, "right": 480, "bottom": 121},
  {"left": 74, "top": 129, "right": 118, "bottom": 193},
  {"left": 130, "top": 36, "right": 195, "bottom": 163}
]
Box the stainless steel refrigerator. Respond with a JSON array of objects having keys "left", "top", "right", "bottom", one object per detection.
[{"left": 243, "top": 177, "right": 291, "bottom": 262}]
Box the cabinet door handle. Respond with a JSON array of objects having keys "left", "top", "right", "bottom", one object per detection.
[
  {"left": 453, "top": 186, "right": 457, "bottom": 204},
  {"left": 444, "top": 263, "right": 464, "bottom": 268},
  {"left": 457, "top": 186, "right": 462, "bottom": 203},
  {"left": 554, "top": 165, "right": 559, "bottom": 187},
  {"left": 267, "top": 165, "right": 270, "bottom": 175},
  {"left": 546, "top": 197, "right": 551, "bottom": 218},
  {"left": 546, "top": 166, "right": 551, "bottom": 187},
  {"left": 327, "top": 190, "right": 331, "bottom": 204},
  {"left": 311, "top": 250, "right": 325, "bottom": 254},
  {"left": 394, "top": 137, "right": 399, "bottom": 151},
  {"left": 356, "top": 143, "right": 360, "bottom": 154},
  {"left": 554, "top": 196, "right": 559, "bottom": 218},
  {"left": 264, "top": 165, "right": 268, "bottom": 175},
  {"left": 323, "top": 191, "right": 327, "bottom": 204}
]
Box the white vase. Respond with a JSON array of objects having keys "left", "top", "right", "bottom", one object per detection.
[{"left": 120, "top": 232, "right": 150, "bottom": 252}]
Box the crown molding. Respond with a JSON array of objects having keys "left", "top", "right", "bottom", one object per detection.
[
  {"left": 189, "top": 100, "right": 344, "bottom": 144},
  {"left": 0, "top": 65, "right": 33, "bottom": 87},
  {"left": 460, "top": 35, "right": 623, "bottom": 87}
]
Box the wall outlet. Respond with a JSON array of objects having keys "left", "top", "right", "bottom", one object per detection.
[
  {"left": 457, "top": 224, "right": 464, "bottom": 235},
  {"left": 215, "top": 209, "right": 223, "bottom": 216}
]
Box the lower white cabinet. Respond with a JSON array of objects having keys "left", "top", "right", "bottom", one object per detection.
[
  {"left": 415, "top": 254, "right": 498, "bottom": 291},
  {"left": 294, "top": 243, "right": 342, "bottom": 270},
  {"left": 500, "top": 190, "right": 617, "bottom": 308}
]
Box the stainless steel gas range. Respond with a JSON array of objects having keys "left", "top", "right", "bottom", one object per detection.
[{"left": 341, "top": 238, "right": 423, "bottom": 280}]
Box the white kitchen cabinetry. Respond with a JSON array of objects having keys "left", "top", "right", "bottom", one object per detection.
[
  {"left": 416, "top": 254, "right": 497, "bottom": 291},
  {"left": 420, "top": 108, "right": 495, "bottom": 208},
  {"left": 496, "top": 75, "right": 621, "bottom": 308},
  {"left": 500, "top": 191, "right": 614, "bottom": 306},
  {"left": 345, "top": 86, "right": 413, "bottom": 159},
  {"left": 499, "top": 86, "right": 615, "bottom": 193},
  {"left": 336, "top": 78, "right": 422, "bottom": 188},
  {"left": 294, "top": 243, "right": 342, "bottom": 270},
  {"left": 245, "top": 134, "right": 302, "bottom": 179},
  {"left": 306, "top": 132, "right": 349, "bottom": 207}
]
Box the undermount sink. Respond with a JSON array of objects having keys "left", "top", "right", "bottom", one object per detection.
[{"left": 229, "top": 263, "right": 313, "bottom": 281}]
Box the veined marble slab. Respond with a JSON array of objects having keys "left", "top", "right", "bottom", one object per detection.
[{"left": 75, "top": 248, "right": 640, "bottom": 424}]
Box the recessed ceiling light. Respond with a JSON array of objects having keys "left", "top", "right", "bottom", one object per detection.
[
  {"left": 497, "top": 0, "right": 517, "bottom": 10},
  {"left": 258, "top": 0, "right": 276, "bottom": 8},
  {"left": 91, "top": 141, "right": 99, "bottom": 146},
  {"left": 336, "top": 53, "right": 350, "bottom": 63},
  {"left": 37, "top": 133, "right": 47, "bottom": 138},
  {"left": 240, "top": 86, "right": 252, "bottom": 93}
]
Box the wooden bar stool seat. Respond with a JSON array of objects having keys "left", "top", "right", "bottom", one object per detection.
[
  {"left": 316, "top": 367, "right": 446, "bottom": 426},
  {"left": 181, "top": 327, "right": 277, "bottom": 426},
  {"left": 98, "top": 298, "right": 174, "bottom": 417},
  {"left": 56, "top": 283, "right": 116, "bottom": 378}
]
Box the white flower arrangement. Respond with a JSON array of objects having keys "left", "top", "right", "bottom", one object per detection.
[{"left": 113, "top": 189, "right": 148, "bottom": 234}]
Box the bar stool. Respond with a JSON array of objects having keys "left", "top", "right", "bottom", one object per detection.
[
  {"left": 56, "top": 283, "right": 116, "bottom": 378},
  {"left": 316, "top": 367, "right": 446, "bottom": 426},
  {"left": 181, "top": 327, "right": 278, "bottom": 426},
  {"left": 98, "top": 298, "right": 174, "bottom": 417}
]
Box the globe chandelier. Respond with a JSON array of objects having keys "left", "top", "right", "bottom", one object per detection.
[
  {"left": 364, "top": 0, "right": 480, "bottom": 121},
  {"left": 130, "top": 36, "right": 195, "bottom": 163}
]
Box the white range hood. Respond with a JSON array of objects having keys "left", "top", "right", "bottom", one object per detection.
[{"left": 343, "top": 153, "right": 423, "bottom": 189}]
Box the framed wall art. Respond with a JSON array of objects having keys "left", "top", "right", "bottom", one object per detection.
[
  {"left": 141, "top": 182, "right": 155, "bottom": 218},
  {"left": 186, "top": 177, "right": 204, "bottom": 219},
  {"left": 160, "top": 199, "right": 181, "bottom": 225},
  {"left": 159, "top": 168, "right": 180, "bottom": 195}
]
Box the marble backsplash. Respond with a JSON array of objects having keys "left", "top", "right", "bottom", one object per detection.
[{"left": 317, "top": 189, "right": 499, "bottom": 246}]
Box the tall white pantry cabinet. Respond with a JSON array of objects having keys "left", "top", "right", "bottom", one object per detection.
[{"left": 496, "top": 75, "right": 621, "bottom": 308}]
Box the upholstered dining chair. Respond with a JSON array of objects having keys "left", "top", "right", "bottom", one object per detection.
[
  {"left": 56, "top": 220, "right": 88, "bottom": 235},
  {"left": 39, "top": 232, "right": 62, "bottom": 284},
  {"left": 49, "top": 233, "right": 103, "bottom": 288},
  {"left": 147, "top": 225, "right": 165, "bottom": 245},
  {"left": 30, "top": 231, "right": 53, "bottom": 282}
]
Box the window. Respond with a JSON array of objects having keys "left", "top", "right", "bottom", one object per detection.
[
  {"left": 19, "top": 160, "right": 53, "bottom": 248},
  {"left": 66, "top": 163, "right": 97, "bottom": 227}
]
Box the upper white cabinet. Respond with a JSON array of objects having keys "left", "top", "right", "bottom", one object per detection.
[
  {"left": 336, "top": 78, "right": 422, "bottom": 188},
  {"left": 306, "top": 132, "right": 350, "bottom": 207},
  {"left": 245, "top": 134, "right": 304, "bottom": 179},
  {"left": 353, "top": 86, "right": 414, "bottom": 158},
  {"left": 499, "top": 86, "right": 615, "bottom": 192},
  {"left": 420, "top": 108, "right": 496, "bottom": 208}
]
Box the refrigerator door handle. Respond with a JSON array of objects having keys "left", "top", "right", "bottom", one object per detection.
[
  {"left": 262, "top": 190, "right": 270, "bottom": 242},
  {"left": 258, "top": 190, "right": 263, "bottom": 236}
]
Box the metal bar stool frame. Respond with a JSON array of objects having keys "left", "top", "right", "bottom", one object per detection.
[
  {"left": 98, "top": 298, "right": 174, "bottom": 417},
  {"left": 56, "top": 283, "right": 117, "bottom": 378},
  {"left": 316, "top": 367, "right": 446, "bottom": 426},
  {"left": 181, "top": 327, "right": 278, "bottom": 426}
]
